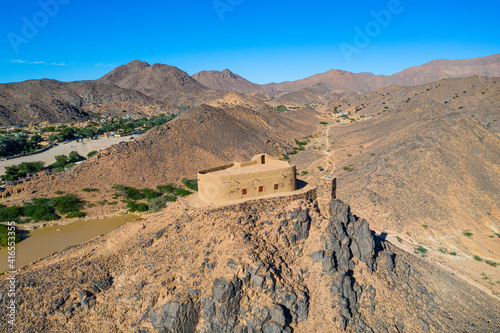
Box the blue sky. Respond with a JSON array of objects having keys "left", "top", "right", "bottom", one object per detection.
[{"left": 0, "top": 0, "right": 499, "bottom": 84}]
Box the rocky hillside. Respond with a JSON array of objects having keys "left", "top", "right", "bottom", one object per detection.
[
  {"left": 269, "top": 84, "right": 359, "bottom": 106},
  {"left": 1, "top": 192, "right": 498, "bottom": 332},
  {"left": 290, "top": 76, "right": 500, "bottom": 292},
  {"left": 97, "top": 61, "right": 222, "bottom": 105},
  {"left": 192, "top": 69, "right": 265, "bottom": 95},
  {"left": 0, "top": 79, "right": 172, "bottom": 125}
]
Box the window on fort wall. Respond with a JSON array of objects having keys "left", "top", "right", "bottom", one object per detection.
[
  {"left": 259, "top": 186, "right": 264, "bottom": 193},
  {"left": 242, "top": 188, "right": 247, "bottom": 195},
  {"left": 274, "top": 184, "right": 279, "bottom": 190}
]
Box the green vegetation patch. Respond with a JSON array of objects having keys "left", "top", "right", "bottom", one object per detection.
[
  {"left": 48, "top": 194, "right": 84, "bottom": 215},
  {"left": 181, "top": 178, "right": 198, "bottom": 191},
  {"left": 65, "top": 211, "right": 86, "bottom": 219},
  {"left": 126, "top": 201, "right": 149, "bottom": 212},
  {"left": 463, "top": 230, "right": 474, "bottom": 237},
  {"left": 87, "top": 151, "right": 98, "bottom": 158},
  {"left": 0, "top": 133, "right": 43, "bottom": 158},
  {"left": 2, "top": 161, "right": 45, "bottom": 182},
  {"left": 486, "top": 260, "right": 498, "bottom": 268},
  {"left": 342, "top": 165, "right": 354, "bottom": 172},
  {"left": 415, "top": 246, "right": 427, "bottom": 255},
  {"left": 0, "top": 224, "right": 20, "bottom": 247}
]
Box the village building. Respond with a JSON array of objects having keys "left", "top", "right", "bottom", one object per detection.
[{"left": 197, "top": 154, "right": 297, "bottom": 204}]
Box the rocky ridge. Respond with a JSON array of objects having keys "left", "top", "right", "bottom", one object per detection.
[{"left": 1, "top": 188, "right": 498, "bottom": 332}]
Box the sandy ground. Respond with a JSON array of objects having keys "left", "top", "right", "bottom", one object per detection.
[{"left": 0, "top": 136, "right": 138, "bottom": 174}]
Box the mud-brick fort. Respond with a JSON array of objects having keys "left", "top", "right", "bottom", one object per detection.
[{"left": 197, "top": 154, "right": 297, "bottom": 204}]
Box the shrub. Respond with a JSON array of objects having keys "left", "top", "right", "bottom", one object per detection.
[
  {"left": 65, "top": 211, "right": 86, "bottom": 218},
  {"left": 0, "top": 205, "right": 24, "bottom": 222},
  {"left": 68, "top": 151, "right": 85, "bottom": 163},
  {"left": 275, "top": 105, "right": 288, "bottom": 112},
  {"left": 2, "top": 161, "right": 46, "bottom": 182},
  {"left": 22, "top": 199, "right": 60, "bottom": 222},
  {"left": 82, "top": 188, "right": 99, "bottom": 192},
  {"left": 473, "top": 255, "right": 483, "bottom": 262},
  {"left": 54, "top": 154, "right": 69, "bottom": 167},
  {"left": 149, "top": 196, "right": 168, "bottom": 213},
  {"left": 140, "top": 188, "right": 162, "bottom": 200},
  {"left": 300, "top": 171, "right": 309, "bottom": 176},
  {"left": 422, "top": 224, "right": 429, "bottom": 229},
  {"left": 342, "top": 166, "right": 354, "bottom": 172},
  {"left": 157, "top": 184, "right": 174, "bottom": 194},
  {"left": 463, "top": 230, "right": 473, "bottom": 237},
  {"left": 486, "top": 260, "right": 498, "bottom": 267},
  {"left": 295, "top": 139, "right": 307, "bottom": 146},
  {"left": 450, "top": 252, "right": 457, "bottom": 256},
  {"left": 319, "top": 122, "right": 328, "bottom": 125},
  {"left": 174, "top": 188, "right": 192, "bottom": 197},
  {"left": 415, "top": 246, "right": 427, "bottom": 255},
  {"left": 181, "top": 178, "right": 198, "bottom": 191},
  {"left": 127, "top": 201, "right": 149, "bottom": 212},
  {"left": 48, "top": 194, "right": 84, "bottom": 214},
  {"left": 87, "top": 151, "right": 98, "bottom": 158},
  {"left": 124, "top": 187, "right": 144, "bottom": 200},
  {"left": 317, "top": 166, "right": 324, "bottom": 171},
  {"left": 164, "top": 195, "right": 177, "bottom": 202},
  {"left": 54, "top": 190, "right": 64, "bottom": 195}
]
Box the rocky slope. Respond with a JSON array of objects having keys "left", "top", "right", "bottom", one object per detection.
[
  {"left": 192, "top": 69, "right": 265, "bottom": 95},
  {"left": 1, "top": 193, "right": 498, "bottom": 332},
  {"left": 268, "top": 84, "right": 359, "bottom": 106},
  {"left": 0, "top": 79, "right": 172, "bottom": 125},
  {"left": 290, "top": 76, "right": 500, "bottom": 293}
]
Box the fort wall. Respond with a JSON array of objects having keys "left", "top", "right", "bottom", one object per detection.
[{"left": 198, "top": 154, "right": 297, "bottom": 204}]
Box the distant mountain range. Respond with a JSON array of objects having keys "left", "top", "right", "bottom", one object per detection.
[
  {"left": 0, "top": 53, "right": 499, "bottom": 124},
  {"left": 193, "top": 53, "right": 500, "bottom": 95}
]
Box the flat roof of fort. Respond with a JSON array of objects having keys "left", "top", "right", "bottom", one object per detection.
[{"left": 205, "top": 162, "right": 289, "bottom": 177}]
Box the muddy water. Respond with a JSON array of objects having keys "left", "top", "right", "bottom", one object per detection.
[{"left": 0, "top": 214, "right": 139, "bottom": 273}]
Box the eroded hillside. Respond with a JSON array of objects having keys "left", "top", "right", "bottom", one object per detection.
[
  {"left": 0, "top": 79, "right": 173, "bottom": 125},
  {"left": 289, "top": 77, "right": 500, "bottom": 294}
]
